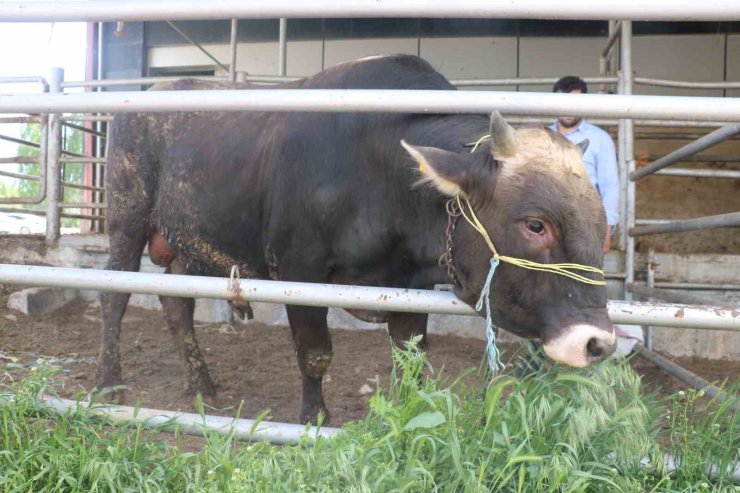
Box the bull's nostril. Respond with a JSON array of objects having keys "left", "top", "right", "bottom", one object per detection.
[{"left": 586, "top": 337, "right": 606, "bottom": 361}]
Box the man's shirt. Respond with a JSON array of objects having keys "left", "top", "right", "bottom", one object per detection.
[{"left": 549, "top": 120, "right": 620, "bottom": 227}]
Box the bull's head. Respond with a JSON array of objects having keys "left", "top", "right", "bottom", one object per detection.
[{"left": 402, "top": 112, "right": 616, "bottom": 367}]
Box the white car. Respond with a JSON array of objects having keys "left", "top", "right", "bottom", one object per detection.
[{"left": 0, "top": 212, "right": 46, "bottom": 234}]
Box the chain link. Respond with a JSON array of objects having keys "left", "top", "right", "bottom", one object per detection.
[{"left": 439, "top": 198, "right": 462, "bottom": 286}]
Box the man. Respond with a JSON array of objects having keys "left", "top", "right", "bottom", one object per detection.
[{"left": 551, "top": 76, "right": 620, "bottom": 252}]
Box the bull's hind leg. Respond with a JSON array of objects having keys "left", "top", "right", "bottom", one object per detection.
[
  {"left": 97, "top": 229, "right": 148, "bottom": 399},
  {"left": 98, "top": 113, "right": 156, "bottom": 399},
  {"left": 387, "top": 312, "right": 428, "bottom": 349},
  {"left": 159, "top": 258, "right": 215, "bottom": 398},
  {"left": 286, "top": 305, "right": 332, "bottom": 424}
]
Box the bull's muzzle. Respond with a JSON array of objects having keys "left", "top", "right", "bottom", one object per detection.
[{"left": 542, "top": 324, "right": 617, "bottom": 367}]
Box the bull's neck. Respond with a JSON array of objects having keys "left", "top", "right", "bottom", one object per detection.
[
  {"left": 387, "top": 113, "right": 489, "bottom": 288},
  {"left": 400, "top": 195, "right": 456, "bottom": 289}
]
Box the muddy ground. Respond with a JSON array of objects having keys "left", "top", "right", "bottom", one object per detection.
[{"left": 1, "top": 292, "right": 738, "bottom": 427}]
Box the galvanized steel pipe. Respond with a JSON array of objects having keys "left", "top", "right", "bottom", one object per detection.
[
  {"left": 655, "top": 168, "right": 740, "bottom": 179},
  {"left": 635, "top": 77, "right": 740, "bottom": 89},
  {"left": 44, "top": 68, "right": 63, "bottom": 246},
  {"left": 0, "top": 264, "right": 738, "bottom": 331},
  {"left": 39, "top": 396, "right": 341, "bottom": 445},
  {"left": 629, "top": 212, "right": 740, "bottom": 236},
  {"left": 278, "top": 18, "right": 287, "bottom": 77},
  {"left": 1, "top": 0, "right": 737, "bottom": 22},
  {"left": 628, "top": 283, "right": 736, "bottom": 310},
  {"left": 2, "top": 90, "right": 740, "bottom": 122}
]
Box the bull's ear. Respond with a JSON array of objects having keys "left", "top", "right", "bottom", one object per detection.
[
  {"left": 575, "top": 139, "right": 590, "bottom": 156},
  {"left": 401, "top": 140, "right": 497, "bottom": 197}
]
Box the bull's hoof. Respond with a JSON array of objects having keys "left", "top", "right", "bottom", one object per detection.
[
  {"left": 94, "top": 377, "right": 127, "bottom": 405},
  {"left": 194, "top": 391, "right": 223, "bottom": 410},
  {"left": 300, "top": 405, "right": 331, "bottom": 426},
  {"left": 185, "top": 379, "right": 216, "bottom": 400}
]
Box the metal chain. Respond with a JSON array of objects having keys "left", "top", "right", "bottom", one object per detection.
[{"left": 439, "top": 198, "right": 462, "bottom": 286}]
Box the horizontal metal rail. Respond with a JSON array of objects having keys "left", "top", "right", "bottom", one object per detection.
[
  {"left": 61, "top": 182, "right": 105, "bottom": 193},
  {"left": 59, "top": 202, "right": 106, "bottom": 209},
  {"left": 63, "top": 75, "right": 226, "bottom": 89},
  {"left": 654, "top": 282, "right": 740, "bottom": 291},
  {"left": 635, "top": 77, "right": 740, "bottom": 89},
  {"left": 61, "top": 212, "right": 104, "bottom": 221},
  {"left": 647, "top": 154, "right": 740, "bottom": 163},
  {"left": 1, "top": 0, "right": 738, "bottom": 21},
  {"left": 2, "top": 89, "right": 740, "bottom": 122},
  {"left": 512, "top": 117, "right": 732, "bottom": 128},
  {"left": 630, "top": 212, "right": 740, "bottom": 236},
  {"left": 58, "top": 156, "right": 107, "bottom": 164},
  {"left": 628, "top": 120, "right": 733, "bottom": 128},
  {"left": 59, "top": 74, "right": 740, "bottom": 92},
  {"left": 0, "top": 75, "right": 49, "bottom": 92},
  {"left": 627, "top": 283, "right": 736, "bottom": 309},
  {"left": 654, "top": 168, "right": 740, "bottom": 179},
  {"left": 0, "top": 116, "right": 41, "bottom": 124},
  {"left": 631, "top": 124, "right": 740, "bottom": 180},
  {"left": 0, "top": 207, "right": 95, "bottom": 222},
  {"left": 636, "top": 132, "right": 740, "bottom": 141},
  {"left": 60, "top": 115, "right": 113, "bottom": 123},
  {"left": 39, "top": 396, "right": 339, "bottom": 445},
  {"left": 451, "top": 76, "right": 618, "bottom": 87},
  {"left": 0, "top": 264, "right": 738, "bottom": 331},
  {"left": 61, "top": 75, "right": 620, "bottom": 89},
  {"left": 635, "top": 219, "right": 671, "bottom": 226},
  {"left": 0, "top": 156, "right": 40, "bottom": 164}
]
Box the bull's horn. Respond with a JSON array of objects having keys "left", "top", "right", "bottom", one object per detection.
[{"left": 489, "top": 111, "right": 518, "bottom": 158}]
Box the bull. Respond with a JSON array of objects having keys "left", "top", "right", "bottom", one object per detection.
[{"left": 98, "top": 55, "right": 616, "bottom": 424}]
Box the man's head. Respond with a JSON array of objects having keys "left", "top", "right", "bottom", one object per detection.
[{"left": 554, "top": 76, "right": 588, "bottom": 131}]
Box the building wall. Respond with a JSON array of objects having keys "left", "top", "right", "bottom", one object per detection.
[{"left": 145, "top": 33, "right": 740, "bottom": 98}]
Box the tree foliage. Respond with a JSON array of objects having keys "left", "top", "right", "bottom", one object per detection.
[{"left": 12, "top": 122, "right": 87, "bottom": 225}]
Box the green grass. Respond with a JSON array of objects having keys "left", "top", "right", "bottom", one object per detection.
[{"left": 0, "top": 342, "right": 738, "bottom": 492}]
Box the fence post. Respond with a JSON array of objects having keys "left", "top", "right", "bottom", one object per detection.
[
  {"left": 45, "top": 67, "right": 63, "bottom": 246},
  {"left": 621, "top": 21, "right": 635, "bottom": 301}
]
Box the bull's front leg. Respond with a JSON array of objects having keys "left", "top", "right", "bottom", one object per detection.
[{"left": 286, "top": 305, "right": 332, "bottom": 424}]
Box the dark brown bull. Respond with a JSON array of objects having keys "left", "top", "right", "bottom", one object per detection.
[{"left": 98, "top": 55, "right": 615, "bottom": 423}]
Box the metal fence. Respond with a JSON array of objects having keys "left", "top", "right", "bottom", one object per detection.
[{"left": 1, "top": 0, "right": 740, "bottom": 443}]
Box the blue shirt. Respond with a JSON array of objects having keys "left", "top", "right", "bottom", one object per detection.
[{"left": 549, "top": 120, "right": 620, "bottom": 226}]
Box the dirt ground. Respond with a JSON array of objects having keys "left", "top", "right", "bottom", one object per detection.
[{"left": 1, "top": 290, "right": 738, "bottom": 427}]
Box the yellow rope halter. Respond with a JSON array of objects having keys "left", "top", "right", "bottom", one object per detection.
[{"left": 455, "top": 195, "right": 606, "bottom": 286}]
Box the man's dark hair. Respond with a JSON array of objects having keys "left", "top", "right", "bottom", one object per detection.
[{"left": 553, "top": 76, "right": 588, "bottom": 94}]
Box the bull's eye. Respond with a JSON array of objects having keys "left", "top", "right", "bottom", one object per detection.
[{"left": 525, "top": 219, "right": 545, "bottom": 235}]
